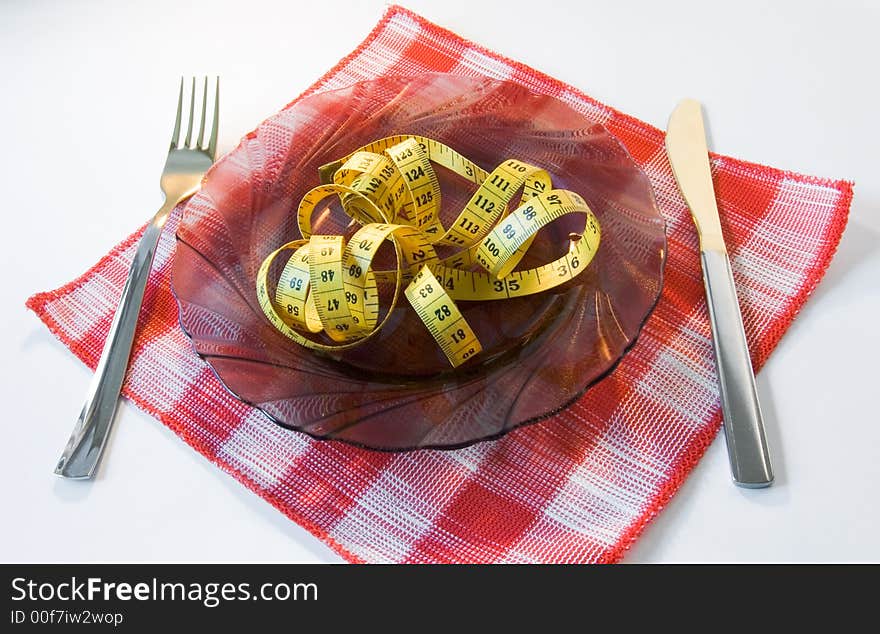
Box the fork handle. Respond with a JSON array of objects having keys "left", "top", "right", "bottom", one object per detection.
[{"left": 54, "top": 199, "right": 176, "bottom": 479}]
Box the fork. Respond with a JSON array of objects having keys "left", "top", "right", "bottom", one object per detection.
[{"left": 54, "top": 77, "right": 219, "bottom": 480}]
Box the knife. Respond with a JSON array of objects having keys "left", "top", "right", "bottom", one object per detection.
[{"left": 665, "top": 99, "right": 774, "bottom": 488}]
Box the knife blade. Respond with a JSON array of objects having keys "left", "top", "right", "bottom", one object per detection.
[{"left": 666, "top": 99, "right": 774, "bottom": 488}]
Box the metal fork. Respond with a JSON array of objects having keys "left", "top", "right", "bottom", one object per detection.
[{"left": 55, "top": 77, "right": 219, "bottom": 480}]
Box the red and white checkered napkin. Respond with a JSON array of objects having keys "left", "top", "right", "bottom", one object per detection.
[{"left": 28, "top": 5, "right": 852, "bottom": 563}]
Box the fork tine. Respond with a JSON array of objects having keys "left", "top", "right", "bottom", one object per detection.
[
  {"left": 184, "top": 77, "right": 196, "bottom": 148},
  {"left": 170, "top": 77, "right": 183, "bottom": 149},
  {"left": 196, "top": 76, "right": 208, "bottom": 149},
  {"left": 208, "top": 76, "right": 219, "bottom": 159}
]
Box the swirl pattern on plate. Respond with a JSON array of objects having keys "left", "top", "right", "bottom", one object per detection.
[{"left": 171, "top": 73, "right": 666, "bottom": 450}]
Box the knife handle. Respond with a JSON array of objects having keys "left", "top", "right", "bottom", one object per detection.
[{"left": 700, "top": 249, "right": 774, "bottom": 488}]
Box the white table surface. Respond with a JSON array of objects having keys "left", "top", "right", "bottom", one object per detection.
[{"left": 3, "top": 0, "right": 878, "bottom": 564}]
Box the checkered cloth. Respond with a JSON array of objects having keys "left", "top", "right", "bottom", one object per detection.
[{"left": 28, "top": 5, "right": 852, "bottom": 563}]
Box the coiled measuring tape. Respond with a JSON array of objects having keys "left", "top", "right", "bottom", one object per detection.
[{"left": 256, "top": 135, "right": 601, "bottom": 367}]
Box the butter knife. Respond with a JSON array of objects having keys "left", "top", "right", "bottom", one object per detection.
[{"left": 665, "top": 99, "right": 774, "bottom": 488}]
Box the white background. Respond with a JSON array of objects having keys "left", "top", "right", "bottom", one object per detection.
[{"left": 2, "top": 0, "right": 878, "bottom": 563}]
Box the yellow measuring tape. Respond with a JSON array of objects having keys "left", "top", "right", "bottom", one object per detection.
[{"left": 256, "top": 135, "right": 601, "bottom": 368}]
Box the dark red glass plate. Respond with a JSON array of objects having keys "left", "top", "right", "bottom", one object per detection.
[{"left": 171, "top": 73, "right": 666, "bottom": 450}]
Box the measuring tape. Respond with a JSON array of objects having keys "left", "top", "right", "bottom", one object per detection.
[{"left": 256, "top": 135, "right": 601, "bottom": 367}]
